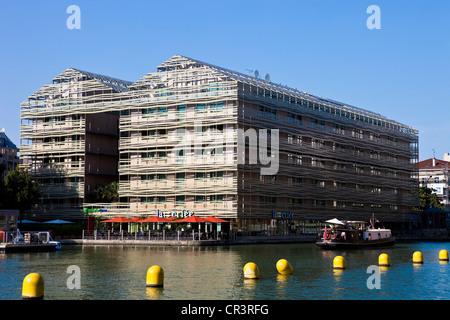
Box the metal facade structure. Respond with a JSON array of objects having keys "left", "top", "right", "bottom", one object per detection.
[{"left": 20, "top": 55, "right": 419, "bottom": 231}]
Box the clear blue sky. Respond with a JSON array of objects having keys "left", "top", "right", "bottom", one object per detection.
[{"left": 0, "top": 0, "right": 448, "bottom": 160}]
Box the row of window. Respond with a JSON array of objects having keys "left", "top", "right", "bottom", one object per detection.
[
  {"left": 140, "top": 195, "right": 225, "bottom": 203},
  {"left": 258, "top": 196, "right": 399, "bottom": 210},
  {"left": 251, "top": 86, "right": 416, "bottom": 136},
  {"left": 141, "top": 102, "right": 224, "bottom": 117},
  {"left": 259, "top": 104, "right": 408, "bottom": 145},
  {"left": 140, "top": 171, "right": 224, "bottom": 181}
]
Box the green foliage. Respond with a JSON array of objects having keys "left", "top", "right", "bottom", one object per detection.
[
  {"left": 413, "top": 186, "right": 445, "bottom": 211},
  {"left": 0, "top": 166, "right": 41, "bottom": 212},
  {"left": 93, "top": 182, "right": 118, "bottom": 202}
]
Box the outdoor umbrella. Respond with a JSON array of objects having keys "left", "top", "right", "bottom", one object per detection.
[
  {"left": 203, "top": 216, "right": 228, "bottom": 235},
  {"left": 203, "top": 216, "right": 228, "bottom": 223},
  {"left": 175, "top": 216, "right": 207, "bottom": 237},
  {"left": 43, "top": 219, "right": 74, "bottom": 224},
  {"left": 138, "top": 216, "right": 169, "bottom": 232},
  {"left": 165, "top": 216, "right": 179, "bottom": 222},
  {"left": 20, "top": 219, "right": 41, "bottom": 224},
  {"left": 101, "top": 216, "right": 133, "bottom": 232},
  {"left": 138, "top": 216, "right": 169, "bottom": 223},
  {"left": 175, "top": 216, "right": 207, "bottom": 223},
  {"left": 325, "top": 218, "right": 345, "bottom": 225}
]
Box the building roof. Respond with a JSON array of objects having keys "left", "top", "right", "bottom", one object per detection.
[
  {"left": 418, "top": 158, "right": 450, "bottom": 170},
  {"left": 70, "top": 68, "right": 133, "bottom": 92},
  {"left": 0, "top": 131, "right": 17, "bottom": 149},
  {"left": 151, "top": 54, "right": 417, "bottom": 135}
]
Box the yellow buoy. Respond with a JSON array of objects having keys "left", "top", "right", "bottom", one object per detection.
[
  {"left": 276, "top": 259, "right": 293, "bottom": 275},
  {"left": 333, "top": 256, "right": 346, "bottom": 269},
  {"left": 146, "top": 265, "right": 164, "bottom": 287},
  {"left": 22, "top": 273, "right": 45, "bottom": 299},
  {"left": 439, "top": 249, "right": 449, "bottom": 261},
  {"left": 412, "top": 251, "right": 423, "bottom": 264},
  {"left": 378, "top": 253, "right": 390, "bottom": 266},
  {"left": 243, "top": 262, "right": 260, "bottom": 279}
]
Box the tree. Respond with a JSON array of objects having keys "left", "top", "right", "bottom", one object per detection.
[
  {"left": 92, "top": 181, "right": 118, "bottom": 203},
  {"left": 0, "top": 166, "right": 41, "bottom": 218},
  {"left": 414, "top": 186, "right": 444, "bottom": 211}
]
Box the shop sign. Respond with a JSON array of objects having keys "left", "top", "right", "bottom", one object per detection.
[
  {"left": 272, "top": 210, "right": 294, "bottom": 219},
  {"left": 83, "top": 207, "right": 109, "bottom": 213},
  {"left": 157, "top": 209, "right": 194, "bottom": 218}
]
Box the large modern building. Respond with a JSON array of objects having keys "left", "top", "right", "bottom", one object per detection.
[{"left": 20, "top": 55, "right": 419, "bottom": 232}]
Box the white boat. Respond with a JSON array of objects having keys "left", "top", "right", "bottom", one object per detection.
[
  {"left": 0, "top": 230, "right": 61, "bottom": 252},
  {"left": 315, "top": 216, "right": 395, "bottom": 249}
]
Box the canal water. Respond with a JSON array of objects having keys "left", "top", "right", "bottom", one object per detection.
[{"left": 0, "top": 242, "right": 448, "bottom": 300}]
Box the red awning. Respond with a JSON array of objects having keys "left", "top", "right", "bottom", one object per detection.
[
  {"left": 175, "top": 216, "right": 207, "bottom": 223},
  {"left": 138, "top": 216, "right": 170, "bottom": 223},
  {"left": 203, "top": 216, "right": 229, "bottom": 223}
]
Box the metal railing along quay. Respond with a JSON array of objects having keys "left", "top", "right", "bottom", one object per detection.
[
  {"left": 80, "top": 229, "right": 317, "bottom": 245},
  {"left": 82, "top": 230, "right": 228, "bottom": 242}
]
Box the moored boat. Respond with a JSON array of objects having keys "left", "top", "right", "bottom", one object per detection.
[
  {"left": 0, "top": 230, "right": 61, "bottom": 252},
  {"left": 315, "top": 216, "right": 394, "bottom": 249}
]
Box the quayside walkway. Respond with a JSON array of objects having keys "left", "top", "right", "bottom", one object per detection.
[{"left": 61, "top": 230, "right": 317, "bottom": 246}]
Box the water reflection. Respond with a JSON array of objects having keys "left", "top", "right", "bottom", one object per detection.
[
  {"left": 146, "top": 287, "right": 164, "bottom": 300},
  {"left": 0, "top": 242, "right": 448, "bottom": 300}
]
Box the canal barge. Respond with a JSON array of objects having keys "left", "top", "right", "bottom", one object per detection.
[
  {"left": 0, "top": 230, "right": 61, "bottom": 252},
  {"left": 315, "top": 217, "right": 395, "bottom": 249}
]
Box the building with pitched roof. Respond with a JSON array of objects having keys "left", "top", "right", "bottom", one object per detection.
[
  {"left": 0, "top": 129, "right": 19, "bottom": 177},
  {"left": 20, "top": 55, "right": 419, "bottom": 232},
  {"left": 418, "top": 154, "right": 450, "bottom": 210}
]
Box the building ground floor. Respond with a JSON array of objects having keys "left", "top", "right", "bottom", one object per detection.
[{"left": 79, "top": 202, "right": 419, "bottom": 237}]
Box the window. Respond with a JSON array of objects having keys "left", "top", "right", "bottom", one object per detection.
[
  {"left": 369, "top": 133, "right": 380, "bottom": 142},
  {"left": 210, "top": 101, "right": 224, "bottom": 112},
  {"left": 288, "top": 177, "right": 303, "bottom": 185},
  {"left": 287, "top": 113, "right": 302, "bottom": 125},
  {"left": 195, "top": 172, "right": 206, "bottom": 179},
  {"left": 311, "top": 158, "right": 325, "bottom": 168},
  {"left": 332, "top": 123, "right": 345, "bottom": 135},
  {"left": 311, "top": 119, "right": 325, "bottom": 130},
  {"left": 209, "top": 81, "right": 222, "bottom": 92},
  {"left": 195, "top": 195, "right": 206, "bottom": 202},
  {"left": 387, "top": 136, "right": 398, "bottom": 146},
  {"left": 313, "top": 199, "right": 326, "bottom": 207},
  {"left": 210, "top": 195, "right": 223, "bottom": 201},
  {"left": 353, "top": 164, "right": 364, "bottom": 174},
  {"left": 371, "top": 186, "right": 382, "bottom": 194},
  {"left": 196, "top": 104, "right": 206, "bottom": 113},
  {"left": 333, "top": 143, "right": 346, "bottom": 152},
  {"left": 288, "top": 154, "right": 302, "bottom": 166},
  {"left": 352, "top": 147, "right": 364, "bottom": 157},
  {"left": 259, "top": 196, "right": 276, "bottom": 204},
  {"left": 312, "top": 179, "right": 326, "bottom": 188},
  {"left": 333, "top": 201, "right": 346, "bottom": 208},
  {"left": 352, "top": 128, "right": 363, "bottom": 139},
  {"left": 176, "top": 105, "right": 186, "bottom": 119},
  {"left": 334, "top": 163, "right": 346, "bottom": 171},
  {"left": 311, "top": 139, "right": 325, "bottom": 149},
  {"left": 370, "top": 151, "right": 381, "bottom": 159},
  {"left": 259, "top": 106, "right": 277, "bottom": 119},
  {"left": 370, "top": 167, "right": 381, "bottom": 176}
]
